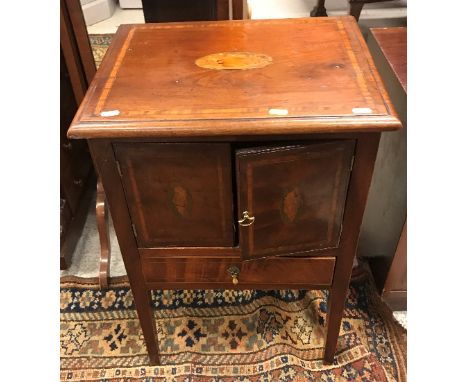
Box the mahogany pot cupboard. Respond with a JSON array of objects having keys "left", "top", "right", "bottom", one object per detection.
[{"left": 68, "top": 17, "right": 401, "bottom": 365}]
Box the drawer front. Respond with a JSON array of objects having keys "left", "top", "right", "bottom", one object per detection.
[
  {"left": 141, "top": 256, "right": 335, "bottom": 287},
  {"left": 114, "top": 143, "right": 234, "bottom": 247},
  {"left": 236, "top": 140, "right": 355, "bottom": 260}
]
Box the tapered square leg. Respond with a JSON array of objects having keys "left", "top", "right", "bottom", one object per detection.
[
  {"left": 89, "top": 141, "right": 161, "bottom": 367},
  {"left": 149, "top": 352, "right": 160, "bottom": 366},
  {"left": 323, "top": 285, "right": 348, "bottom": 364},
  {"left": 133, "top": 289, "right": 160, "bottom": 366},
  {"left": 321, "top": 134, "right": 382, "bottom": 364}
]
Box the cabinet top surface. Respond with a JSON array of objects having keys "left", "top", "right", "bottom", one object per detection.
[{"left": 68, "top": 17, "right": 401, "bottom": 139}]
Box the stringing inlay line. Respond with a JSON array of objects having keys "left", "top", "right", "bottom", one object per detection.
[{"left": 94, "top": 27, "right": 136, "bottom": 116}]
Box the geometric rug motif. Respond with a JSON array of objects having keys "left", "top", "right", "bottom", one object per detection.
[
  {"left": 61, "top": 269, "right": 406, "bottom": 381},
  {"left": 89, "top": 34, "right": 113, "bottom": 68}
]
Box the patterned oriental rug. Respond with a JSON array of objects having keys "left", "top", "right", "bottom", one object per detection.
[
  {"left": 60, "top": 268, "right": 406, "bottom": 381},
  {"left": 89, "top": 34, "right": 113, "bottom": 68}
]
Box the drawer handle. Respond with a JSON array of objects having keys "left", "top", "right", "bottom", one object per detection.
[
  {"left": 227, "top": 266, "right": 240, "bottom": 285},
  {"left": 238, "top": 211, "right": 255, "bottom": 227}
]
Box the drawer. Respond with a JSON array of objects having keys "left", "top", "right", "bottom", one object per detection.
[{"left": 141, "top": 256, "right": 335, "bottom": 288}]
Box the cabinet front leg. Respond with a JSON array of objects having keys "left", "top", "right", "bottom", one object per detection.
[
  {"left": 134, "top": 289, "right": 160, "bottom": 365},
  {"left": 323, "top": 283, "right": 348, "bottom": 364},
  {"left": 323, "top": 133, "right": 381, "bottom": 364},
  {"left": 88, "top": 140, "right": 161, "bottom": 366}
]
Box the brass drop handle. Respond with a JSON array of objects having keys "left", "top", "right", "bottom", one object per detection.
[
  {"left": 227, "top": 266, "right": 240, "bottom": 285},
  {"left": 238, "top": 211, "right": 255, "bottom": 227}
]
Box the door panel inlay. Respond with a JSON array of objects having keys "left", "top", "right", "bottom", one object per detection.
[
  {"left": 236, "top": 140, "right": 355, "bottom": 260},
  {"left": 114, "top": 143, "right": 234, "bottom": 247},
  {"left": 281, "top": 187, "right": 303, "bottom": 223},
  {"left": 169, "top": 185, "right": 192, "bottom": 218}
]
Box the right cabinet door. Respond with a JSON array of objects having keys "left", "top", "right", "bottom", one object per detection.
[{"left": 236, "top": 140, "right": 355, "bottom": 260}]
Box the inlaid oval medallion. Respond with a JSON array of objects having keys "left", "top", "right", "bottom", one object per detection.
[
  {"left": 281, "top": 187, "right": 302, "bottom": 223},
  {"left": 169, "top": 185, "right": 192, "bottom": 218},
  {"left": 195, "top": 52, "right": 273, "bottom": 70}
]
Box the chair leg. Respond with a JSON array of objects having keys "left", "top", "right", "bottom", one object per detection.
[
  {"left": 311, "top": 0, "right": 328, "bottom": 17},
  {"left": 349, "top": 2, "right": 364, "bottom": 21},
  {"left": 97, "top": 178, "right": 111, "bottom": 289}
]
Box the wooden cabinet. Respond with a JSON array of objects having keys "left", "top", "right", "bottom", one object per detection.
[
  {"left": 364, "top": 27, "right": 407, "bottom": 310},
  {"left": 68, "top": 17, "right": 401, "bottom": 365}
]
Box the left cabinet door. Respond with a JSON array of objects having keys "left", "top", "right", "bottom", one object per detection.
[{"left": 114, "top": 143, "right": 234, "bottom": 247}]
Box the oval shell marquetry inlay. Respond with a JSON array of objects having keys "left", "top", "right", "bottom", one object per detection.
[
  {"left": 170, "top": 185, "right": 192, "bottom": 217},
  {"left": 281, "top": 187, "right": 302, "bottom": 223},
  {"left": 195, "top": 52, "right": 273, "bottom": 70}
]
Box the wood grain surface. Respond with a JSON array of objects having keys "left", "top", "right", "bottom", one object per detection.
[
  {"left": 369, "top": 27, "right": 406, "bottom": 92},
  {"left": 236, "top": 141, "right": 355, "bottom": 260},
  {"left": 75, "top": 17, "right": 400, "bottom": 366},
  {"left": 68, "top": 17, "right": 401, "bottom": 139},
  {"left": 114, "top": 143, "right": 234, "bottom": 247}
]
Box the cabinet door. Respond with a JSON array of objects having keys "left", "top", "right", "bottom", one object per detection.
[
  {"left": 236, "top": 141, "right": 355, "bottom": 260},
  {"left": 114, "top": 143, "right": 234, "bottom": 247}
]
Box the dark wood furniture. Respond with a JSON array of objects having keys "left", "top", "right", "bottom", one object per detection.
[
  {"left": 364, "top": 27, "right": 407, "bottom": 310},
  {"left": 60, "top": 0, "right": 95, "bottom": 269},
  {"left": 349, "top": 0, "right": 394, "bottom": 21},
  {"left": 142, "top": 0, "right": 245, "bottom": 22},
  {"left": 68, "top": 17, "right": 401, "bottom": 365},
  {"left": 310, "top": 0, "right": 328, "bottom": 17},
  {"left": 96, "top": 178, "right": 111, "bottom": 288},
  {"left": 382, "top": 221, "right": 406, "bottom": 310},
  {"left": 61, "top": 0, "right": 113, "bottom": 284},
  {"left": 311, "top": 0, "right": 397, "bottom": 21}
]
